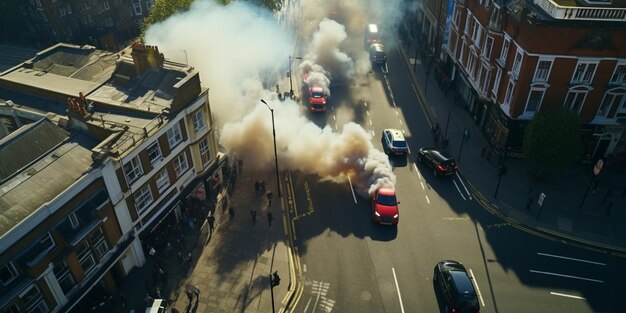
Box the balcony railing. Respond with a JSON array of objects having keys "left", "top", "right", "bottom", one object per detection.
[{"left": 534, "top": 0, "right": 626, "bottom": 22}]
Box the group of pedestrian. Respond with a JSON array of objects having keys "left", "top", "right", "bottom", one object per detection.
[{"left": 254, "top": 180, "right": 266, "bottom": 194}]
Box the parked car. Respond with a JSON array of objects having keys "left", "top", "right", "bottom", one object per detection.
[
  {"left": 382, "top": 129, "right": 409, "bottom": 155},
  {"left": 417, "top": 147, "right": 457, "bottom": 176},
  {"left": 371, "top": 187, "right": 399, "bottom": 225},
  {"left": 433, "top": 260, "right": 480, "bottom": 313}
]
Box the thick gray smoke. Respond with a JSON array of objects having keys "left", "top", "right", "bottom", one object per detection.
[{"left": 145, "top": 0, "right": 399, "bottom": 195}]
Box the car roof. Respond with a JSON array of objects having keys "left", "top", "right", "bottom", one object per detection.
[
  {"left": 450, "top": 270, "right": 475, "bottom": 294},
  {"left": 423, "top": 148, "right": 453, "bottom": 161},
  {"left": 310, "top": 86, "right": 324, "bottom": 92},
  {"left": 377, "top": 187, "right": 396, "bottom": 196},
  {"left": 384, "top": 129, "right": 405, "bottom": 141},
  {"left": 371, "top": 43, "right": 385, "bottom": 51}
]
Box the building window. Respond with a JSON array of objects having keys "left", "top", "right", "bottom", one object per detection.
[
  {"left": 0, "top": 262, "right": 18, "bottom": 286},
  {"left": 534, "top": 60, "right": 552, "bottom": 82},
  {"left": 104, "top": 16, "right": 114, "bottom": 27},
  {"left": 81, "top": 14, "right": 93, "bottom": 25},
  {"left": 22, "top": 285, "right": 48, "bottom": 313},
  {"left": 66, "top": 4, "right": 72, "bottom": 14},
  {"left": 76, "top": 241, "right": 96, "bottom": 276},
  {"left": 492, "top": 67, "right": 502, "bottom": 97},
  {"left": 512, "top": 50, "right": 523, "bottom": 77},
  {"left": 192, "top": 110, "right": 206, "bottom": 133},
  {"left": 167, "top": 123, "right": 183, "bottom": 149},
  {"left": 173, "top": 153, "right": 189, "bottom": 178},
  {"left": 147, "top": 142, "right": 163, "bottom": 165},
  {"left": 37, "top": 10, "right": 47, "bottom": 22},
  {"left": 499, "top": 39, "right": 510, "bottom": 63},
  {"left": 199, "top": 138, "right": 211, "bottom": 166},
  {"left": 478, "top": 65, "right": 490, "bottom": 94},
  {"left": 123, "top": 155, "right": 143, "bottom": 185},
  {"left": 19, "top": 5, "right": 27, "bottom": 15},
  {"left": 483, "top": 36, "right": 493, "bottom": 59},
  {"left": 489, "top": 7, "right": 500, "bottom": 26},
  {"left": 53, "top": 261, "right": 75, "bottom": 294},
  {"left": 525, "top": 89, "right": 545, "bottom": 115},
  {"left": 564, "top": 90, "right": 588, "bottom": 113},
  {"left": 134, "top": 184, "right": 153, "bottom": 213},
  {"left": 467, "top": 52, "right": 477, "bottom": 78},
  {"left": 155, "top": 169, "right": 170, "bottom": 193},
  {"left": 454, "top": 7, "right": 462, "bottom": 28},
  {"left": 90, "top": 227, "right": 108, "bottom": 260},
  {"left": 597, "top": 92, "right": 625, "bottom": 118},
  {"left": 80, "top": 1, "right": 90, "bottom": 10},
  {"left": 102, "top": 1, "right": 110, "bottom": 11},
  {"left": 133, "top": 2, "right": 142, "bottom": 15},
  {"left": 572, "top": 62, "right": 597, "bottom": 84},
  {"left": 146, "top": 0, "right": 154, "bottom": 10},
  {"left": 471, "top": 23, "right": 482, "bottom": 46},
  {"left": 610, "top": 64, "right": 626, "bottom": 84},
  {"left": 464, "top": 12, "right": 472, "bottom": 35},
  {"left": 58, "top": 7, "right": 66, "bottom": 17},
  {"left": 39, "top": 233, "right": 55, "bottom": 251},
  {"left": 459, "top": 41, "right": 467, "bottom": 64},
  {"left": 504, "top": 80, "right": 514, "bottom": 107},
  {"left": 69, "top": 212, "right": 79, "bottom": 229}
]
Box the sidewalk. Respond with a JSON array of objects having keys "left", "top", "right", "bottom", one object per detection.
[
  {"left": 397, "top": 39, "right": 626, "bottom": 254},
  {"left": 112, "top": 166, "right": 295, "bottom": 313}
]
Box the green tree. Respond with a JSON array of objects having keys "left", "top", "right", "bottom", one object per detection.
[
  {"left": 523, "top": 107, "right": 582, "bottom": 176},
  {"left": 141, "top": 0, "right": 283, "bottom": 36}
]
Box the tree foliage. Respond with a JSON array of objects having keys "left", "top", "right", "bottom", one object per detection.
[
  {"left": 523, "top": 107, "right": 582, "bottom": 172},
  {"left": 141, "top": 0, "right": 283, "bottom": 36}
]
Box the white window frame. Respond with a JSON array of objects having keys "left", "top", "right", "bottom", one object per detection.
[
  {"left": 104, "top": 16, "right": 114, "bottom": 27},
  {"left": 454, "top": 7, "right": 462, "bottom": 28},
  {"left": 102, "top": 1, "right": 110, "bottom": 11},
  {"left": 597, "top": 92, "right": 625, "bottom": 118},
  {"left": 464, "top": 12, "right": 473, "bottom": 35},
  {"left": 479, "top": 65, "right": 490, "bottom": 94},
  {"left": 134, "top": 184, "right": 153, "bottom": 213},
  {"left": 533, "top": 59, "right": 553, "bottom": 82},
  {"left": 90, "top": 227, "right": 108, "bottom": 259},
  {"left": 512, "top": 50, "right": 523, "bottom": 77},
  {"left": 147, "top": 141, "right": 163, "bottom": 165},
  {"left": 483, "top": 36, "right": 493, "bottom": 59},
  {"left": 167, "top": 123, "right": 183, "bottom": 149},
  {"left": 524, "top": 88, "right": 546, "bottom": 115},
  {"left": 492, "top": 67, "right": 502, "bottom": 98},
  {"left": 467, "top": 52, "right": 477, "bottom": 79},
  {"left": 19, "top": 5, "right": 27, "bottom": 15},
  {"left": 146, "top": 0, "right": 154, "bottom": 10},
  {"left": 199, "top": 138, "right": 211, "bottom": 166},
  {"left": 459, "top": 40, "right": 467, "bottom": 64},
  {"left": 504, "top": 80, "right": 515, "bottom": 107},
  {"left": 76, "top": 241, "right": 96, "bottom": 276},
  {"left": 80, "top": 1, "right": 90, "bottom": 10},
  {"left": 0, "top": 262, "right": 18, "bottom": 286},
  {"left": 133, "top": 2, "right": 142, "bottom": 15},
  {"left": 192, "top": 110, "right": 206, "bottom": 134},
  {"left": 564, "top": 90, "right": 589, "bottom": 113},
  {"left": 571, "top": 62, "right": 597, "bottom": 84},
  {"left": 173, "top": 153, "right": 189, "bottom": 178},
  {"left": 39, "top": 232, "right": 55, "bottom": 251},
  {"left": 155, "top": 169, "right": 170, "bottom": 193},
  {"left": 53, "top": 261, "right": 75, "bottom": 294},
  {"left": 66, "top": 4, "right": 72, "bottom": 14},
  {"left": 610, "top": 63, "right": 626, "bottom": 84},
  {"left": 69, "top": 212, "right": 79, "bottom": 229},
  {"left": 471, "top": 23, "right": 482, "bottom": 46},
  {"left": 58, "top": 7, "right": 66, "bottom": 17},
  {"left": 22, "top": 285, "right": 48, "bottom": 313},
  {"left": 123, "top": 155, "right": 143, "bottom": 185},
  {"left": 499, "top": 38, "right": 510, "bottom": 63}
]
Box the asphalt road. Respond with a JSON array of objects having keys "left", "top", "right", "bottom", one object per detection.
[{"left": 287, "top": 25, "right": 626, "bottom": 313}]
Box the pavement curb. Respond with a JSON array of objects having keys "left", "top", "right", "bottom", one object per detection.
[{"left": 396, "top": 43, "right": 436, "bottom": 127}]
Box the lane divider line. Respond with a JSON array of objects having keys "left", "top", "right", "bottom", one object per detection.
[
  {"left": 537, "top": 252, "right": 606, "bottom": 266},
  {"left": 455, "top": 172, "right": 472, "bottom": 200},
  {"left": 348, "top": 174, "right": 357, "bottom": 204},
  {"left": 453, "top": 180, "right": 467, "bottom": 201},
  {"left": 550, "top": 292, "right": 585, "bottom": 300},
  {"left": 391, "top": 267, "right": 406, "bottom": 313},
  {"left": 529, "top": 270, "right": 604, "bottom": 283}
]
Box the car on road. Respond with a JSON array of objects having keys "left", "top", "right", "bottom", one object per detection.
[
  {"left": 417, "top": 147, "right": 457, "bottom": 176},
  {"left": 382, "top": 129, "right": 409, "bottom": 155},
  {"left": 371, "top": 187, "right": 399, "bottom": 225},
  {"left": 433, "top": 260, "right": 480, "bottom": 313},
  {"left": 308, "top": 85, "right": 327, "bottom": 112},
  {"left": 369, "top": 43, "right": 387, "bottom": 65}
]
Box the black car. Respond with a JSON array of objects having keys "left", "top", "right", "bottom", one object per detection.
[
  {"left": 417, "top": 147, "right": 457, "bottom": 176},
  {"left": 434, "top": 260, "right": 480, "bottom": 313},
  {"left": 369, "top": 43, "right": 387, "bottom": 65}
]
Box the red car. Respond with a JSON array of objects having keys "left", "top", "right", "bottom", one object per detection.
[
  {"left": 308, "top": 85, "right": 327, "bottom": 112},
  {"left": 371, "top": 188, "right": 399, "bottom": 225}
]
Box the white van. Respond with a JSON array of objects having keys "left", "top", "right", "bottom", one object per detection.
[{"left": 144, "top": 299, "right": 166, "bottom": 313}]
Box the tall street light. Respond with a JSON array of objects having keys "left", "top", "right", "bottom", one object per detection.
[
  {"left": 289, "top": 55, "right": 303, "bottom": 98},
  {"left": 261, "top": 99, "right": 282, "bottom": 197}
]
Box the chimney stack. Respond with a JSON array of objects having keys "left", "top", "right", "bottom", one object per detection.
[{"left": 131, "top": 42, "right": 165, "bottom": 76}]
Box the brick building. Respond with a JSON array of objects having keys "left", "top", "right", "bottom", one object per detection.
[
  {"left": 0, "top": 42, "right": 220, "bottom": 312},
  {"left": 416, "top": 0, "right": 626, "bottom": 161}
]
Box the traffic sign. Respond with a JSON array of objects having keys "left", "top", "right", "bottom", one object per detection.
[{"left": 593, "top": 158, "right": 604, "bottom": 176}]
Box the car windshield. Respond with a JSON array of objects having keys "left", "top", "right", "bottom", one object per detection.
[
  {"left": 457, "top": 294, "right": 479, "bottom": 308},
  {"left": 393, "top": 140, "right": 407, "bottom": 147},
  {"left": 377, "top": 194, "right": 397, "bottom": 206},
  {"left": 311, "top": 91, "right": 324, "bottom": 98}
]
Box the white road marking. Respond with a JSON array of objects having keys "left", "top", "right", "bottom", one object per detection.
[
  {"left": 550, "top": 292, "right": 585, "bottom": 300},
  {"left": 412, "top": 164, "right": 423, "bottom": 180},
  {"left": 368, "top": 119, "right": 373, "bottom": 125},
  {"left": 348, "top": 174, "right": 357, "bottom": 204},
  {"left": 420, "top": 182, "right": 425, "bottom": 190},
  {"left": 303, "top": 297, "right": 312, "bottom": 313},
  {"left": 453, "top": 180, "right": 467, "bottom": 200},
  {"left": 469, "top": 269, "right": 485, "bottom": 307},
  {"left": 303, "top": 264, "right": 307, "bottom": 272},
  {"left": 425, "top": 195, "right": 430, "bottom": 204},
  {"left": 537, "top": 253, "right": 606, "bottom": 266},
  {"left": 333, "top": 115, "right": 336, "bottom": 121},
  {"left": 399, "top": 120, "right": 403, "bottom": 126},
  {"left": 395, "top": 110, "right": 399, "bottom": 115},
  {"left": 364, "top": 101, "right": 368, "bottom": 107},
  {"left": 530, "top": 270, "right": 604, "bottom": 283},
  {"left": 391, "top": 268, "right": 406, "bottom": 313},
  {"left": 366, "top": 110, "right": 370, "bottom": 116},
  {"left": 455, "top": 172, "right": 472, "bottom": 200}
]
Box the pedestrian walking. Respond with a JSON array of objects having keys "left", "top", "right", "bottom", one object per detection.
[
  {"left": 266, "top": 190, "right": 273, "bottom": 206},
  {"left": 255, "top": 180, "right": 260, "bottom": 194},
  {"left": 155, "top": 286, "right": 162, "bottom": 298},
  {"left": 260, "top": 180, "right": 266, "bottom": 193},
  {"left": 194, "top": 285, "right": 200, "bottom": 297},
  {"left": 186, "top": 289, "right": 193, "bottom": 303},
  {"left": 267, "top": 211, "right": 274, "bottom": 227},
  {"left": 229, "top": 207, "right": 235, "bottom": 219},
  {"left": 207, "top": 214, "right": 215, "bottom": 233},
  {"left": 250, "top": 208, "right": 257, "bottom": 223}
]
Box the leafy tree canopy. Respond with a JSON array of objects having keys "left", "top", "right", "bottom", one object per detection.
[
  {"left": 142, "top": 0, "right": 282, "bottom": 36},
  {"left": 523, "top": 107, "right": 582, "bottom": 172}
]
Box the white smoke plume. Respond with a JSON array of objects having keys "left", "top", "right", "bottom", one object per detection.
[{"left": 145, "top": 0, "right": 397, "bottom": 195}]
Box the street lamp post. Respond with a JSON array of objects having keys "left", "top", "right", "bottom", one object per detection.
[
  {"left": 288, "top": 55, "right": 303, "bottom": 99},
  {"left": 261, "top": 100, "right": 282, "bottom": 198}
]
